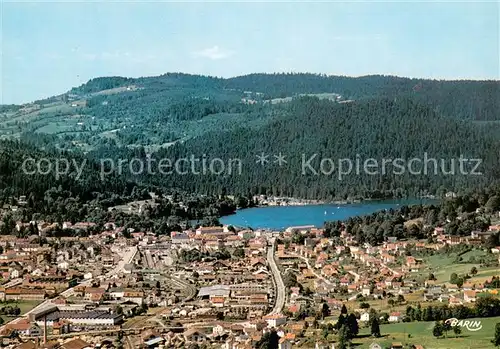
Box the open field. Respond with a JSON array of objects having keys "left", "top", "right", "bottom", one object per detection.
[
  {"left": 0, "top": 300, "right": 43, "bottom": 315},
  {"left": 35, "top": 122, "right": 79, "bottom": 134},
  {"left": 354, "top": 316, "right": 499, "bottom": 349},
  {"left": 17, "top": 300, "right": 43, "bottom": 315},
  {"left": 89, "top": 85, "right": 139, "bottom": 96},
  {"left": 0, "top": 316, "right": 15, "bottom": 324},
  {"left": 344, "top": 296, "right": 448, "bottom": 315},
  {"left": 424, "top": 249, "right": 496, "bottom": 284},
  {"left": 122, "top": 315, "right": 149, "bottom": 329},
  {"left": 0, "top": 300, "right": 42, "bottom": 323}
]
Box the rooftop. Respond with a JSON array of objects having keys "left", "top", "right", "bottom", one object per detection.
[{"left": 198, "top": 285, "right": 231, "bottom": 297}]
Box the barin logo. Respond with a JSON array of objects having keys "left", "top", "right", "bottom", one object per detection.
[{"left": 445, "top": 318, "right": 483, "bottom": 331}]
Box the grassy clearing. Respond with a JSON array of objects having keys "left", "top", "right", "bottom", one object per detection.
[
  {"left": 0, "top": 300, "right": 42, "bottom": 324},
  {"left": 17, "top": 300, "right": 43, "bottom": 315},
  {"left": 37, "top": 103, "right": 74, "bottom": 115},
  {"left": 0, "top": 316, "right": 16, "bottom": 324},
  {"left": 122, "top": 315, "right": 149, "bottom": 329},
  {"left": 425, "top": 251, "right": 487, "bottom": 284},
  {"left": 354, "top": 316, "right": 499, "bottom": 349},
  {"left": 35, "top": 122, "right": 78, "bottom": 134},
  {"left": 424, "top": 248, "right": 498, "bottom": 288},
  {"left": 463, "top": 267, "right": 500, "bottom": 286}
]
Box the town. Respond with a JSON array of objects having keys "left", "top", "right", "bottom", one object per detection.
[
  {"left": 0, "top": 210, "right": 498, "bottom": 349},
  {"left": 2, "top": 1, "right": 500, "bottom": 348}
]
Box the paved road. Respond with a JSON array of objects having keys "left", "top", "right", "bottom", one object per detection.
[
  {"left": 125, "top": 335, "right": 134, "bottom": 349},
  {"left": 266, "top": 239, "right": 285, "bottom": 315},
  {"left": 167, "top": 276, "right": 196, "bottom": 302}
]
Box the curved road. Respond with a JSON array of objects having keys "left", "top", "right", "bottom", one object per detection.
[
  {"left": 167, "top": 275, "right": 197, "bottom": 302},
  {"left": 267, "top": 239, "right": 285, "bottom": 315}
]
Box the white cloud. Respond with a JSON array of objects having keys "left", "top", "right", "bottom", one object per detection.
[{"left": 193, "top": 46, "right": 235, "bottom": 60}]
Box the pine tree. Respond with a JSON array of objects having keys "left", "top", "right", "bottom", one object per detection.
[
  {"left": 414, "top": 303, "right": 422, "bottom": 321},
  {"left": 321, "top": 303, "right": 330, "bottom": 319},
  {"left": 433, "top": 321, "right": 444, "bottom": 338},
  {"left": 370, "top": 317, "right": 381, "bottom": 337},
  {"left": 443, "top": 320, "right": 451, "bottom": 338},
  {"left": 423, "top": 305, "right": 435, "bottom": 321},
  {"left": 338, "top": 324, "right": 351, "bottom": 349},
  {"left": 347, "top": 313, "right": 359, "bottom": 337},
  {"left": 493, "top": 322, "right": 500, "bottom": 347},
  {"left": 335, "top": 314, "right": 346, "bottom": 330}
]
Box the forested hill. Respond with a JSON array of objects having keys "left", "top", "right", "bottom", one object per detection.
[
  {"left": 0, "top": 140, "right": 136, "bottom": 201},
  {"left": 150, "top": 96, "right": 500, "bottom": 199},
  {"left": 1, "top": 72, "right": 499, "bottom": 201},
  {"left": 224, "top": 74, "right": 500, "bottom": 121},
  {"left": 66, "top": 73, "right": 500, "bottom": 121}
]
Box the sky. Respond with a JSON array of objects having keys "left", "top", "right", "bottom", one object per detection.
[{"left": 1, "top": 1, "right": 499, "bottom": 104}]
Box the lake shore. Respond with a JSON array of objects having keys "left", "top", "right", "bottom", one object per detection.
[
  {"left": 248, "top": 194, "right": 437, "bottom": 209},
  {"left": 221, "top": 198, "right": 438, "bottom": 230}
]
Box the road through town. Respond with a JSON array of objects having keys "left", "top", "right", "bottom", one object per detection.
[{"left": 267, "top": 239, "right": 285, "bottom": 315}]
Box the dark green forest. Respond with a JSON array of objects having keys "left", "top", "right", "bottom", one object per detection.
[
  {"left": 1, "top": 73, "right": 499, "bottom": 201},
  {"left": 324, "top": 187, "right": 500, "bottom": 246},
  {"left": 224, "top": 73, "right": 500, "bottom": 121},
  {"left": 0, "top": 140, "right": 239, "bottom": 234},
  {"left": 149, "top": 97, "right": 500, "bottom": 199}
]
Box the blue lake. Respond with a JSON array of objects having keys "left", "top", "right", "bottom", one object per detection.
[{"left": 220, "top": 199, "right": 435, "bottom": 230}]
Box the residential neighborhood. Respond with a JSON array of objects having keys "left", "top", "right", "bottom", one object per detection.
[{"left": 0, "top": 216, "right": 498, "bottom": 348}]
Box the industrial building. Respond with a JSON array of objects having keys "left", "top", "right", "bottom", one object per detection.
[{"left": 29, "top": 304, "right": 123, "bottom": 328}]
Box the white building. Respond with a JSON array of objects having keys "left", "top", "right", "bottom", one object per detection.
[
  {"left": 388, "top": 312, "right": 402, "bottom": 322},
  {"left": 263, "top": 314, "right": 287, "bottom": 328}
]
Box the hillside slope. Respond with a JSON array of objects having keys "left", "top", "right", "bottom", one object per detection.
[
  {"left": 1, "top": 73, "right": 499, "bottom": 200},
  {"left": 151, "top": 97, "right": 500, "bottom": 199}
]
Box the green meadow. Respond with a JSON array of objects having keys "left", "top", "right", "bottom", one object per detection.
[{"left": 354, "top": 316, "right": 499, "bottom": 349}]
